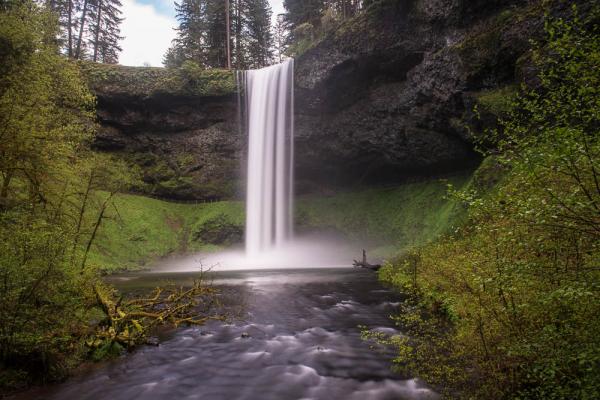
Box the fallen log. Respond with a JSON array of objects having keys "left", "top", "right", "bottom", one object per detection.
[
  {"left": 90, "top": 275, "right": 225, "bottom": 350},
  {"left": 353, "top": 249, "right": 382, "bottom": 271}
]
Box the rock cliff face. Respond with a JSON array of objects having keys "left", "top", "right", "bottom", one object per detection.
[
  {"left": 95, "top": 92, "right": 240, "bottom": 201},
  {"left": 89, "top": 0, "right": 561, "bottom": 200},
  {"left": 292, "top": 0, "right": 543, "bottom": 188},
  {"left": 86, "top": 64, "right": 241, "bottom": 201}
]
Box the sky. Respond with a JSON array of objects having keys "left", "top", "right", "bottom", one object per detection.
[{"left": 119, "top": 0, "right": 285, "bottom": 67}]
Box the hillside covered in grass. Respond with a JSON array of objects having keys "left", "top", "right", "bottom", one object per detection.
[
  {"left": 88, "top": 172, "right": 472, "bottom": 272},
  {"left": 87, "top": 195, "right": 243, "bottom": 272},
  {"left": 297, "top": 173, "right": 471, "bottom": 257}
]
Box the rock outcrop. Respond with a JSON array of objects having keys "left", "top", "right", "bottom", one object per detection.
[
  {"left": 292, "top": 0, "right": 545, "bottom": 188},
  {"left": 87, "top": 0, "right": 570, "bottom": 200},
  {"left": 84, "top": 63, "right": 241, "bottom": 201}
]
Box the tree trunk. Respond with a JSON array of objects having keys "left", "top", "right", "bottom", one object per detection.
[
  {"left": 80, "top": 191, "right": 113, "bottom": 273},
  {"left": 225, "top": 0, "right": 231, "bottom": 69},
  {"left": 235, "top": 0, "right": 242, "bottom": 69},
  {"left": 0, "top": 170, "right": 13, "bottom": 200},
  {"left": 93, "top": 0, "right": 102, "bottom": 62},
  {"left": 68, "top": 0, "right": 73, "bottom": 57},
  {"left": 75, "top": 0, "right": 90, "bottom": 59},
  {"left": 72, "top": 171, "right": 94, "bottom": 263}
]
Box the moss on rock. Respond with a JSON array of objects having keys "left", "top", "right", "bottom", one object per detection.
[
  {"left": 79, "top": 61, "right": 236, "bottom": 99},
  {"left": 474, "top": 84, "right": 518, "bottom": 115},
  {"left": 192, "top": 214, "right": 243, "bottom": 245}
]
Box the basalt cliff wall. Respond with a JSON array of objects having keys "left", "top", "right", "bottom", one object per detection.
[{"left": 87, "top": 0, "right": 576, "bottom": 200}]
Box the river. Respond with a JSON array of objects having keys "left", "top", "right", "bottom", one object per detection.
[{"left": 24, "top": 268, "right": 437, "bottom": 400}]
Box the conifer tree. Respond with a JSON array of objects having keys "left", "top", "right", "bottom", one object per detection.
[
  {"left": 171, "top": 0, "right": 208, "bottom": 66},
  {"left": 205, "top": 0, "right": 227, "bottom": 67},
  {"left": 74, "top": 0, "right": 90, "bottom": 58},
  {"left": 88, "top": 0, "right": 123, "bottom": 63},
  {"left": 282, "top": 0, "right": 324, "bottom": 30},
  {"left": 47, "top": 0, "right": 80, "bottom": 57},
  {"left": 166, "top": 0, "right": 273, "bottom": 69},
  {"left": 48, "top": 0, "right": 122, "bottom": 61},
  {"left": 245, "top": 0, "right": 273, "bottom": 68},
  {"left": 273, "top": 13, "right": 288, "bottom": 63},
  {"left": 232, "top": 0, "right": 246, "bottom": 69}
]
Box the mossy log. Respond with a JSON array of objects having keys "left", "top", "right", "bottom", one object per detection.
[{"left": 91, "top": 278, "right": 225, "bottom": 349}]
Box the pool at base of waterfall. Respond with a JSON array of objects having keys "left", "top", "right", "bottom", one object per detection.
[{"left": 26, "top": 268, "right": 438, "bottom": 400}]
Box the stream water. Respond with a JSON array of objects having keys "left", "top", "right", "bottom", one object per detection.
[
  {"left": 21, "top": 61, "right": 438, "bottom": 400},
  {"left": 25, "top": 268, "right": 437, "bottom": 400}
]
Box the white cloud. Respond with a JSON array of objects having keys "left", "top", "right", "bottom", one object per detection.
[
  {"left": 270, "top": 0, "right": 284, "bottom": 17},
  {"left": 119, "top": 0, "right": 176, "bottom": 67},
  {"left": 269, "top": 0, "right": 284, "bottom": 25},
  {"left": 119, "top": 0, "right": 285, "bottom": 66}
]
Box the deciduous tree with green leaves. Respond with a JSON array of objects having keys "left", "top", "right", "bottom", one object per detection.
[
  {"left": 375, "top": 4, "right": 600, "bottom": 399},
  {"left": 0, "top": 2, "right": 219, "bottom": 391}
]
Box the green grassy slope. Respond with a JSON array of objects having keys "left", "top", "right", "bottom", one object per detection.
[
  {"left": 296, "top": 173, "right": 471, "bottom": 257},
  {"left": 90, "top": 172, "right": 472, "bottom": 272},
  {"left": 88, "top": 194, "right": 243, "bottom": 272}
]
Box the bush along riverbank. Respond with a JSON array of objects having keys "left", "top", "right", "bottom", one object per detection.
[
  {"left": 0, "top": 3, "right": 225, "bottom": 393},
  {"left": 371, "top": 7, "right": 600, "bottom": 399}
]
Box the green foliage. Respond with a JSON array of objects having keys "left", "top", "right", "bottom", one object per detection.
[
  {"left": 0, "top": 2, "right": 167, "bottom": 390},
  {"left": 379, "top": 6, "right": 600, "bottom": 399},
  {"left": 88, "top": 193, "right": 244, "bottom": 272},
  {"left": 283, "top": 0, "right": 366, "bottom": 57},
  {"left": 297, "top": 174, "right": 471, "bottom": 256},
  {"left": 283, "top": 0, "right": 325, "bottom": 29},
  {"left": 285, "top": 24, "right": 313, "bottom": 56},
  {"left": 286, "top": 23, "right": 321, "bottom": 56},
  {"left": 475, "top": 85, "right": 519, "bottom": 116},
  {"left": 80, "top": 61, "right": 236, "bottom": 98},
  {"left": 0, "top": 1, "right": 106, "bottom": 386}
]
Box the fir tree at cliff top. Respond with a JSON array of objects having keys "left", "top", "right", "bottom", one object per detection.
[
  {"left": 48, "top": 0, "right": 123, "bottom": 62},
  {"left": 165, "top": 0, "right": 274, "bottom": 69}
]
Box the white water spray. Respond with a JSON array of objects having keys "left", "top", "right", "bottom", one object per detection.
[{"left": 239, "top": 59, "right": 294, "bottom": 257}]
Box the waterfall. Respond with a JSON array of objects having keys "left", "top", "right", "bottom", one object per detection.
[{"left": 238, "top": 59, "right": 294, "bottom": 257}]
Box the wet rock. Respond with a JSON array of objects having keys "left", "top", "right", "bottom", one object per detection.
[
  {"left": 241, "top": 332, "right": 250, "bottom": 339},
  {"left": 87, "top": 0, "right": 587, "bottom": 198},
  {"left": 292, "top": 0, "right": 583, "bottom": 188},
  {"left": 146, "top": 337, "right": 160, "bottom": 346},
  {"left": 92, "top": 87, "right": 242, "bottom": 202}
]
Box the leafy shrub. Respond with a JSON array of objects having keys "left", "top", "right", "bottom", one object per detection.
[{"left": 377, "top": 5, "right": 600, "bottom": 399}]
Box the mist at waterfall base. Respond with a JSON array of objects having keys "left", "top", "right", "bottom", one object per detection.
[
  {"left": 156, "top": 60, "right": 357, "bottom": 272},
  {"left": 152, "top": 233, "right": 358, "bottom": 272}
]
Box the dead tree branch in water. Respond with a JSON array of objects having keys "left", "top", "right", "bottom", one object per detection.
[{"left": 89, "top": 273, "right": 225, "bottom": 350}]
